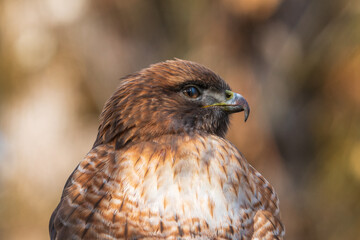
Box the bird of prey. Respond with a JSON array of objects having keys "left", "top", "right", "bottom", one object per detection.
[{"left": 49, "top": 59, "right": 284, "bottom": 239}]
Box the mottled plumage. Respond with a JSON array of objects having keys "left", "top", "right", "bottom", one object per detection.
[{"left": 50, "top": 59, "right": 284, "bottom": 239}]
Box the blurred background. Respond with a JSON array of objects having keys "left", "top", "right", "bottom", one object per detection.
[{"left": 0, "top": 0, "right": 359, "bottom": 239}]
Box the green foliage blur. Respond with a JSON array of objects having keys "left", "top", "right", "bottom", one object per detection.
[{"left": 0, "top": 0, "right": 359, "bottom": 239}]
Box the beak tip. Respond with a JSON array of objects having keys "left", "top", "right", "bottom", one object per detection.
[{"left": 244, "top": 108, "right": 250, "bottom": 122}]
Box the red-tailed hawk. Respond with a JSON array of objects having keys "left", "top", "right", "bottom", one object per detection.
[{"left": 50, "top": 59, "right": 284, "bottom": 239}]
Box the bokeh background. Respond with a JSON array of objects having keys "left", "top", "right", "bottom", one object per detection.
[{"left": 0, "top": 0, "right": 360, "bottom": 239}]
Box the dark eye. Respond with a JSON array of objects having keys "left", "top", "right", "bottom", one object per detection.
[{"left": 183, "top": 86, "right": 201, "bottom": 98}]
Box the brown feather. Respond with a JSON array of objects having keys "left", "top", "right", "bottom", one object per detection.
[{"left": 50, "top": 59, "right": 284, "bottom": 240}]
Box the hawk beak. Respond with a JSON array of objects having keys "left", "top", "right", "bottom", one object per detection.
[
  {"left": 223, "top": 90, "right": 250, "bottom": 122},
  {"left": 203, "top": 90, "right": 250, "bottom": 122}
]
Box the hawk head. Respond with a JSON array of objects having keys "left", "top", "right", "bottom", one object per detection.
[{"left": 94, "top": 59, "right": 250, "bottom": 149}]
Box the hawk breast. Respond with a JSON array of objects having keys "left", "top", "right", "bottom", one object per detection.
[{"left": 52, "top": 134, "right": 280, "bottom": 239}]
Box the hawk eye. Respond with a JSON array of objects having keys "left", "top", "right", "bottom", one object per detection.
[{"left": 183, "top": 86, "right": 201, "bottom": 98}]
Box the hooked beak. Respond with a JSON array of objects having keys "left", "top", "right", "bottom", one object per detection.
[{"left": 203, "top": 90, "right": 250, "bottom": 122}]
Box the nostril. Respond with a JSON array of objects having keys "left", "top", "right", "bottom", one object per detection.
[{"left": 225, "top": 91, "right": 232, "bottom": 100}]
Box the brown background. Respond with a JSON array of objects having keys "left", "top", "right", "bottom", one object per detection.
[{"left": 0, "top": 0, "right": 359, "bottom": 239}]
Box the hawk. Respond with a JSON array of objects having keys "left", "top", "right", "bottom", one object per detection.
[{"left": 49, "top": 59, "right": 284, "bottom": 239}]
